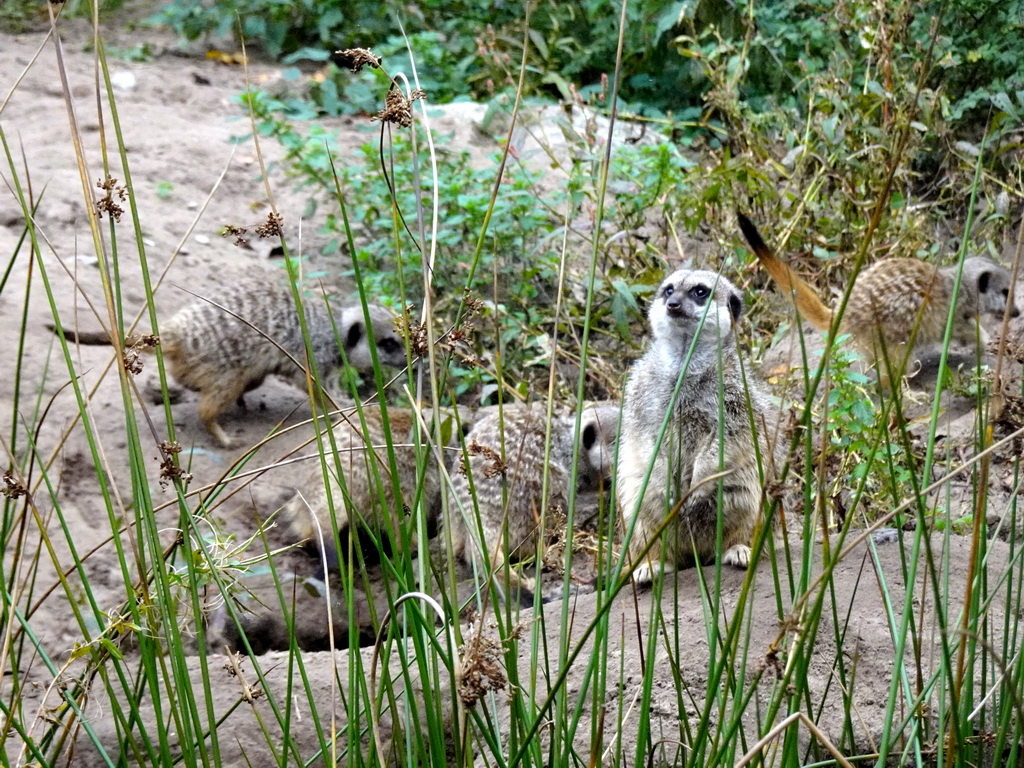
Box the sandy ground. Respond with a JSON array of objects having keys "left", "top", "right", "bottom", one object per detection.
[
  {"left": 2, "top": 9, "right": 1023, "bottom": 768},
  {"left": 17, "top": 534, "right": 1020, "bottom": 767}
]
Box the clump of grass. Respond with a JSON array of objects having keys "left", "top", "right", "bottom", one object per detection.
[{"left": 2, "top": 3, "right": 1024, "bottom": 768}]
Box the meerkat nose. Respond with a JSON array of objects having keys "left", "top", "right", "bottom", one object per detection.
[
  {"left": 666, "top": 298, "right": 682, "bottom": 315},
  {"left": 1012, "top": 306, "right": 1021, "bottom": 319}
]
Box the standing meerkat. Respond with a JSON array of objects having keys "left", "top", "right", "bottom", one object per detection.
[
  {"left": 447, "top": 403, "right": 618, "bottom": 597},
  {"left": 56, "top": 281, "right": 407, "bottom": 447},
  {"left": 737, "top": 213, "right": 1021, "bottom": 381},
  {"left": 282, "top": 406, "right": 447, "bottom": 569},
  {"left": 617, "top": 269, "right": 777, "bottom": 585}
]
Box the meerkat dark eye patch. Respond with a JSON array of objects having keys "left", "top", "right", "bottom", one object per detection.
[
  {"left": 728, "top": 293, "right": 743, "bottom": 321},
  {"left": 688, "top": 285, "right": 710, "bottom": 303},
  {"left": 978, "top": 271, "right": 991, "bottom": 293},
  {"left": 582, "top": 423, "right": 597, "bottom": 452},
  {"left": 378, "top": 338, "right": 402, "bottom": 355},
  {"left": 345, "top": 321, "right": 365, "bottom": 351},
  {"left": 662, "top": 284, "right": 675, "bottom": 298}
]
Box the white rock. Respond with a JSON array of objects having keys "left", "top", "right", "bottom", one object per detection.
[{"left": 110, "top": 71, "right": 137, "bottom": 92}]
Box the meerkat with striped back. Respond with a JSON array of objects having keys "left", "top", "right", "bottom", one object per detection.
[
  {"left": 737, "top": 213, "right": 1021, "bottom": 383},
  {"left": 282, "top": 406, "right": 448, "bottom": 569},
  {"left": 447, "top": 402, "right": 618, "bottom": 598},
  {"left": 56, "top": 280, "right": 407, "bottom": 447}
]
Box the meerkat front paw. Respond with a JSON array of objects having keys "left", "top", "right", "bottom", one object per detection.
[
  {"left": 631, "top": 559, "right": 665, "bottom": 585},
  {"left": 632, "top": 562, "right": 654, "bottom": 585},
  {"left": 722, "top": 544, "right": 751, "bottom": 569}
]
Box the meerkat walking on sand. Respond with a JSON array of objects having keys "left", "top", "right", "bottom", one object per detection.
[
  {"left": 447, "top": 403, "right": 618, "bottom": 597},
  {"left": 737, "top": 213, "right": 1021, "bottom": 382},
  {"left": 617, "top": 269, "right": 777, "bottom": 585},
  {"left": 56, "top": 281, "right": 407, "bottom": 447}
]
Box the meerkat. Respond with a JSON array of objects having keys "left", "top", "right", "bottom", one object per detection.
[
  {"left": 207, "top": 572, "right": 378, "bottom": 654},
  {"left": 283, "top": 406, "right": 450, "bottom": 569},
  {"left": 737, "top": 213, "right": 1021, "bottom": 382},
  {"left": 446, "top": 402, "right": 618, "bottom": 597},
  {"left": 55, "top": 281, "right": 407, "bottom": 447},
  {"left": 575, "top": 401, "right": 620, "bottom": 491},
  {"left": 617, "top": 269, "right": 777, "bottom": 585}
]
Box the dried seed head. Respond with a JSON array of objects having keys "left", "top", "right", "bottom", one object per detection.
[
  {"left": 157, "top": 440, "right": 192, "bottom": 489},
  {"left": 397, "top": 316, "right": 429, "bottom": 357},
  {"left": 464, "top": 440, "right": 507, "bottom": 478},
  {"left": 335, "top": 48, "right": 382, "bottom": 72},
  {"left": 457, "top": 628, "right": 508, "bottom": 707},
  {"left": 123, "top": 348, "right": 143, "bottom": 376},
  {"left": 95, "top": 175, "right": 127, "bottom": 222},
  {"left": 541, "top": 506, "right": 568, "bottom": 573},
  {"left": 254, "top": 211, "right": 283, "bottom": 239},
  {"left": 755, "top": 647, "right": 785, "bottom": 681},
  {"left": 375, "top": 88, "right": 425, "bottom": 128},
  {"left": 2, "top": 470, "right": 27, "bottom": 499},
  {"left": 121, "top": 334, "right": 158, "bottom": 376},
  {"left": 462, "top": 290, "right": 485, "bottom": 316},
  {"left": 222, "top": 224, "right": 249, "bottom": 247},
  {"left": 377, "top": 89, "right": 413, "bottom": 127}
]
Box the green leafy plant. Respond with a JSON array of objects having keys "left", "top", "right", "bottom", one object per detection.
[
  {"left": 106, "top": 41, "right": 157, "bottom": 62},
  {"left": 814, "top": 335, "right": 916, "bottom": 520}
]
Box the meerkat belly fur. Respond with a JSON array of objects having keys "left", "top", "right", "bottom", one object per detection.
[
  {"left": 283, "top": 407, "right": 442, "bottom": 569},
  {"left": 447, "top": 403, "right": 618, "bottom": 594},
  {"left": 72, "top": 281, "right": 406, "bottom": 447},
  {"left": 617, "top": 270, "right": 777, "bottom": 584}
]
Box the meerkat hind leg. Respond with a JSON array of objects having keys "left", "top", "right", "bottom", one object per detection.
[
  {"left": 235, "top": 376, "right": 267, "bottom": 410},
  {"left": 198, "top": 381, "right": 248, "bottom": 449}
]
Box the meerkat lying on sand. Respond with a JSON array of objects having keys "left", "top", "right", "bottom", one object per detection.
[
  {"left": 447, "top": 402, "right": 619, "bottom": 598},
  {"left": 282, "top": 406, "right": 453, "bottom": 569}
]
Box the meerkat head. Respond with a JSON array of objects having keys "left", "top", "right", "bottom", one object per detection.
[
  {"left": 577, "top": 401, "right": 620, "bottom": 489},
  {"left": 339, "top": 305, "right": 407, "bottom": 370},
  {"left": 962, "top": 257, "right": 1021, "bottom": 322},
  {"left": 648, "top": 269, "right": 743, "bottom": 363}
]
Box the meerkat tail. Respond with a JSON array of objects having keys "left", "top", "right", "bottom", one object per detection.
[
  {"left": 736, "top": 212, "right": 833, "bottom": 333},
  {"left": 47, "top": 323, "right": 115, "bottom": 346},
  {"left": 48, "top": 323, "right": 150, "bottom": 347}
]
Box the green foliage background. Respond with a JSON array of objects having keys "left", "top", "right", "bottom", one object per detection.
[{"left": 152, "top": 0, "right": 1024, "bottom": 129}]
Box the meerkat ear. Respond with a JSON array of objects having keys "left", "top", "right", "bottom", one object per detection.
[
  {"left": 345, "top": 319, "right": 366, "bottom": 351},
  {"left": 728, "top": 291, "right": 743, "bottom": 322},
  {"left": 977, "top": 270, "right": 991, "bottom": 294}
]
